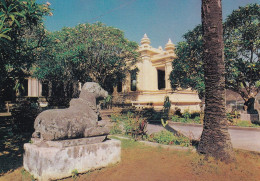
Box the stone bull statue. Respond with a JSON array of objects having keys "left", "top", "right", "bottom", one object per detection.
[{"left": 32, "top": 82, "right": 110, "bottom": 141}]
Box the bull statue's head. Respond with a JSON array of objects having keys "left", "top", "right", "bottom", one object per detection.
[{"left": 81, "top": 82, "right": 108, "bottom": 99}]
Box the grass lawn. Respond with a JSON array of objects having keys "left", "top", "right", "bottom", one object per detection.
[{"left": 1, "top": 137, "right": 260, "bottom": 181}]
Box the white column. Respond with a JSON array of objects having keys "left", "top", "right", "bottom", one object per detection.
[
  {"left": 123, "top": 73, "right": 130, "bottom": 92},
  {"left": 33, "top": 78, "right": 37, "bottom": 96},
  {"left": 142, "top": 58, "right": 150, "bottom": 91},
  {"left": 38, "top": 80, "right": 42, "bottom": 96},
  {"left": 27, "top": 78, "right": 43, "bottom": 97},
  {"left": 165, "top": 61, "right": 173, "bottom": 90},
  {"left": 28, "top": 78, "right": 32, "bottom": 96}
]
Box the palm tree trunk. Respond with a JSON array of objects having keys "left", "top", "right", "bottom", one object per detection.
[{"left": 198, "top": 0, "right": 234, "bottom": 162}]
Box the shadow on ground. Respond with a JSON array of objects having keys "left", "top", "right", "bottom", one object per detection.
[{"left": 0, "top": 116, "right": 31, "bottom": 175}]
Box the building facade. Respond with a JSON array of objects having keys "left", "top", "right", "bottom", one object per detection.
[{"left": 113, "top": 34, "right": 201, "bottom": 112}]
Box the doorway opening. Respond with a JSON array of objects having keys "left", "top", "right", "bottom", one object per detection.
[{"left": 158, "top": 69, "right": 165, "bottom": 90}]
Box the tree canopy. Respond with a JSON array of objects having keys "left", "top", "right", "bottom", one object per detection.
[
  {"left": 169, "top": 25, "right": 204, "bottom": 99},
  {"left": 224, "top": 4, "right": 260, "bottom": 100},
  {"left": 170, "top": 4, "right": 260, "bottom": 104},
  {"left": 0, "top": 0, "right": 51, "bottom": 100},
  {"left": 34, "top": 22, "right": 140, "bottom": 94}
]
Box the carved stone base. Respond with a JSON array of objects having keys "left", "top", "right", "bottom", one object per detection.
[
  {"left": 31, "top": 136, "right": 107, "bottom": 148},
  {"left": 23, "top": 139, "right": 121, "bottom": 181}
]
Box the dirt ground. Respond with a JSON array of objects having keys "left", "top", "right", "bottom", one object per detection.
[{"left": 1, "top": 138, "right": 260, "bottom": 181}]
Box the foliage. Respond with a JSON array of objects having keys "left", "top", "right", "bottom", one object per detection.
[
  {"left": 21, "top": 168, "right": 35, "bottom": 181},
  {"left": 110, "top": 112, "right": 147, "bottom": 140},
  {"left": 149, "top": 130, "right": 175, "bottom": 145},
  {"left": 0, "top": 116, "right": 32, "bottom": 175},
  {"left": 110, "top": 114, "right": 123, "bottom": 135},
  {"left": 170, "top": 25, "right": 205, "bottom": 99},
  {"left": 46, "top": 97, "right": 71, "bottom": 108},
  {"left": 171, "top": 112, "right": 201, "bottom": 124},
  {"left": 171, "top": 115, "right": 180, "bottom": 122},
  {"left": 170, "top": 4, "right": 260, "bottom": 103},
  {"left": 224, "top": 4, "right": 260, "bottom": 100},
  {"left": 183, "top": 110, "right": 191, "bottom": 121},
  {"left": 226, "top": 111, "right": 238, "bottom": 123},
  {"left": 100, "top": 95, "right": 113, "bottom": 109},
  {"left": 34, "top": 22, "right": 140, "bottom": 94},
  {"left": 121, "top": 107, "right": 163, "bottom": 123},
  {"left": 10, "top": 97, "right": 42, "bottom": 133},
  {"left": 148, "top": 130, "right": 191, "bottom": 147},
  {"left": 71, "top": 169, "right": 79, "bottom": 179},
  {"left": 231, "top": 120, "right": 260, "bottom": 128},
  {"left": 138, "top": 108, "right": 162, "bottom": 122},
  {"left": 0, "top": 0, "right": 51, "bottom": 101}
]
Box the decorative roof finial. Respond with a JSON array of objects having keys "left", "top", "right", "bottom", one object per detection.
[
  {"left": 165, "top": 38, "right": 175, "bottom": 52},
  {"left": 141, "top": 33, "right": 151, "bottom": 45}
]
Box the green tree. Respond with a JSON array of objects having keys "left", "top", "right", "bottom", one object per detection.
[
  {"left": 0, "top": 0, "right": 51, "bottom": 101},
  {"left": 198, "top": 0, "right": 234, "bottom": 162},
  {"left": 169, "top": 25, "right": 204, "bottom": 99},
  {"left": 170, "top": 4, "right": 260, "bottom": 112},
  {"left": 34, "top": 22, "right": 140, "bottom": 96},
  {"left": 224, "top": 4, "right": 260, "bottom": 113}
]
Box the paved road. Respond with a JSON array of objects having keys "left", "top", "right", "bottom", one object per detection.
[{"left": 168, "top": 122, "right": 260, "bottom": 152}]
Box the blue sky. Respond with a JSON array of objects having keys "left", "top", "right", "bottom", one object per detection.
[{"left": 37, "top": 0, "right": 259, "bottom": 48}]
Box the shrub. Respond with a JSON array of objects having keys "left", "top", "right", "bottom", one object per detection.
[
  {"left": 10, "top": 98, "right": 42, "bottom": 133},
  {"left": 139, "top": 108, "right": 162, "bottom": 121},
  {"left": 183, "top": 110, "right": 191, "bottom": 121},
  {"left": 71, "top": 169, "right": 79, "bottom": 179},
  {"left": 171, "top": 115, "right": 180, "bottom": 122},
  {"left": 193, "top": 116, "right": 201, "bottom": 124},
  {"left": 171, "top": 112, "right": 201, "bottom": 124},
  {"left": 110, "top": 112, "right": 147, "bottom": 139},
  {"left": 234, "top": 120, "right": 260, "bottom": 128},
  {"left": 175, "top": 135, "right": 191, "bottom": 147},
  {"left": 149, "top": 130, "right": 191, "bottom": 147},
  {"left": 110, "top": 122, "right": 123, "bottom": 135},
  {"left": 150, "top": 130, "right": 176, "bottom": 145},
  {"left": 46, "top": 97, "right": 71, "bottom": 108}
]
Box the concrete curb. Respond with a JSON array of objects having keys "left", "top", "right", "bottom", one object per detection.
[
  {"left": 169, "top": 122, "right": 260, "bottom": 131},
  {"left": 110, "top": 135, "right": 196, "bottom": 152}
]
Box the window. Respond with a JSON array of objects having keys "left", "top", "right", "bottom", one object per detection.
[{"left": 130, "top": 70, "right": 137, "bottom": 91}]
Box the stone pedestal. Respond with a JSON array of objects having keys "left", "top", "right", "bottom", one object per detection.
[{"left": 23, "top": 139, "right": 121, "bottom": 181}]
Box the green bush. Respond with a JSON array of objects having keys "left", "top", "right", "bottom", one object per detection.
[
  {"left": 110, "top": 123, "right": 122, "bottom": 135},
  {"left": 183, "top": 110, "right": 191, "bottom": 121},
  {"left": 139, "top": 108, "right": 162, "bottom": 121},
  {"left": 110, "top": 112, "right": 147, "bottom": 139},
  {"left": 234, "top": 120, "right": 260, "bottom": 128},
  {"left": 193, "top": 116, "right": 201, "bottom": 124},
  {"left": 175, "top": 135, "right": 191, "bottom": 147},
  {"left": 11, "top": 98, "right": 42, "bottom": 133},
  {"left": 171, "top": 115, "right": 180, "bottom": 122},
  {"left": 149, "top": 130, "right": 191, "bottom": 147},
  {"left": 150, "top": 130, "right": 175, "bottom": 145},
  {"left": 171, "top": 112, "right": 201, "bottom": 124}
]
